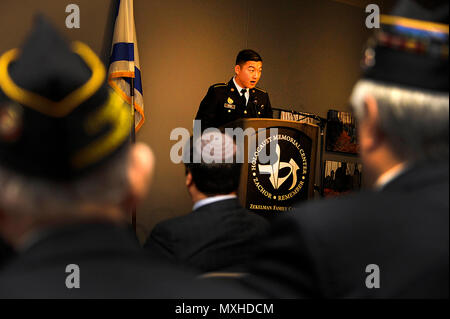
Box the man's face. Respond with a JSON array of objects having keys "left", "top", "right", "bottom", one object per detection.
[{"left": 234, "top": 61, "right": 263, "bottom": 89}]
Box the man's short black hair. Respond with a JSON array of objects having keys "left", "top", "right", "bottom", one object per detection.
[
  {"left": 236, "top": 49, "right": 262, "bottom": 66},
  {"left": 184, "top": 135, "right": 242, "bottom": 196}
]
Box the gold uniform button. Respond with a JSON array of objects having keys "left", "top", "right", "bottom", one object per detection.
[
  {"left": 244, "top": 110, "right": 247, "bottom": 114},
  {"left": 258, "top": 111, "right": 261, "bottom": 115},
  {"left": 228, "top": 110, "right": 231, "bottom": 113}
]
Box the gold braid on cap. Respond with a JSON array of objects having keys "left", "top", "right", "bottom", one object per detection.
[
  {"left": 0, "top": 41, "right": 105, "bottom": 118},
  {"left": 380, "top": 15, "right": 449, "bottom": 35}
]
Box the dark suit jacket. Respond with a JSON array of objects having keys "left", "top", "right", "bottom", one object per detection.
[
  {"left": 243, "top": 161, "right": 449, "bottom": 298},
  {"left": 195, "top": 78, "right": 273, "bottom": 130},
  {"left": 144, "top": 198, "right": 271, "bottom": 273},
  {"left": 0, "top": 236, "right": 14, "bottom": 270},
  {"left": 0, "top": 222, "right": 257, "bottom": 298}
]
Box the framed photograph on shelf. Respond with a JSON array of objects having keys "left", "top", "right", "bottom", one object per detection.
[
  {"left": 325, "top": 110, "right": 359, "bottom": 155},
  {"left": 323, "top": 160, "right": 363, "bottom": 197}
]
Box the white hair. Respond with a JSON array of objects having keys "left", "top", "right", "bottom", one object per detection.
[
  {"left": 0, "top": 149, "right": 129, "bottom": 217},
  {"left": 350, "top": 79, "right": 449, "bottom": 161}
]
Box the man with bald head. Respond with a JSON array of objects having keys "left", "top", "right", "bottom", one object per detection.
[{"left": 145, "top": 132, "right": 270, "bottom": 273}]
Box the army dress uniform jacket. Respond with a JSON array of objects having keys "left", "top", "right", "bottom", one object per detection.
[{"left": 195, "top": 78, "right": 273, "bottom": 130}]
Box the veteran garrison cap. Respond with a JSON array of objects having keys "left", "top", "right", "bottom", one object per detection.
[
  {"left": 362, "top": 0, "right": 449, "bottom": 92},
  {"left": 0, "top": 15, "right": 132, "bottom": 180}
]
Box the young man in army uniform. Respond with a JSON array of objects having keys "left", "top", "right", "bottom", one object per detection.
[{"left": 195, "top": 49, "right": 273, "bottom": 130}]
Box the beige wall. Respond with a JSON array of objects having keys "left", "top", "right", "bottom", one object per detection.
[
  {"left": 0, "top": 0, "right": 113, "bottom": 59},
  {"left": 0, "top": 0, "right": 393, "bottom": 242}
]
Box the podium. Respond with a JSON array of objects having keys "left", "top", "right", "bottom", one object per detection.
[{"left": 224, "top": 118, "right": 319, "bottom": 213}]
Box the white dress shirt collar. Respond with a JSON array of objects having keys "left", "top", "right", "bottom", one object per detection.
[
  {"left": 374, "top": 162, "right": 409, "bottom": 191},
  {"left": 193, "top": 194, "right": 237, "bottom": 211},
  {"left": 233, "top": 77, "right": 249, "bottom": 103}
]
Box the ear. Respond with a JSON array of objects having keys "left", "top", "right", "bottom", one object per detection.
[
  {"left": 0, "top": 209, "right": 25, "bottom": 248},
  {"left": 234, "top": 64, "right": 241, "bottom": 75},
  {"left": 126, "top": 143, "right": 155, "bottom": 205},
  {"left": 360, "top": 95, "right": 382, "bottom": 153},
  {"left": 185, "top": 171, "right": 193, "bottom": 188}
]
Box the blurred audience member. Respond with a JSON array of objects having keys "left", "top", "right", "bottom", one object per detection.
[{"left": 145, "top": 132, "right": 270, "bottom": 273}]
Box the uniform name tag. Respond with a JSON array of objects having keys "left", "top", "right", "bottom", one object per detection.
[{"left": 224, "top": 103, "right": 235, "bottom": 110}]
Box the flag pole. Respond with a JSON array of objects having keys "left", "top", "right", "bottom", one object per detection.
[
  {"left": 131, "top": 81, "right": 136, "bottom": 143},
  {"left": 130, "top": 78, "right": 136, "bottom": 232}
]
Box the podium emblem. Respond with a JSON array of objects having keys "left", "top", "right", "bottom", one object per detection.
[
  {"left": 248, "top": 129, "right": 310, "bottom": 212},
  {"left": 258, "top": 144, "right": 300, "bottom": 190}
]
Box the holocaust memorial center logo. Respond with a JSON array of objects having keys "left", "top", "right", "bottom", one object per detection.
[{"left": 247, "top": 128, "right": 311, "bottom": 212}]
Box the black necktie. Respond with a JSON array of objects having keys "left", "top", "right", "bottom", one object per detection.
[{"left": 240, "top": 89, "right": 247, "bottom": 106}]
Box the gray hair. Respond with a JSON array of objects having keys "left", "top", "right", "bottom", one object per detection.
[
  {"left": 0, "top": 149, "right": 130, "bottom": 217},
  {"left": 350, "top": 79, "right": 449, "bottom": 161}
]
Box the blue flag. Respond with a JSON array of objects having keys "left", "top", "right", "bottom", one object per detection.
[{"left": 108, "top": 0, "right": 145, "bottom": 131}]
